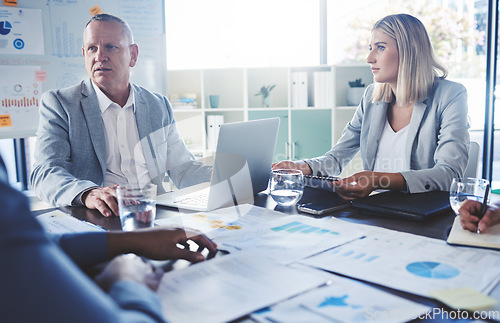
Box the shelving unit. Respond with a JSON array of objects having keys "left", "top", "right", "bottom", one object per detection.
[{"left": 167, "top": 64, "right": 372, "bottom": 162}]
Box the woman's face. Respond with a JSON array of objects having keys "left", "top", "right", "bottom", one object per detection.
[{"left": 367, "top": 29, "right": 399, "bottom": 89}]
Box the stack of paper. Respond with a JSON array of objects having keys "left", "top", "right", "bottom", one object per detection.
[
  {"left": 152, "top": 204, "right": 500, "bottom": 321},
  {"left": 253, "top": 267, "right": 431, "bottom": 323},
  {"left": 37, "top": 210, "right": 104, "bottom": 233},
  {"left": 156, "top": 251, "right": 328, "bottom": 323},
  {"left": 300, "top": 231, "right": 500, "bottom": 297}
]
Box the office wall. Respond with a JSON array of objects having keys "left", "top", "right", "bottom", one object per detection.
[{"left": 0, "top": 0, "right": 166, "bottom": 139}]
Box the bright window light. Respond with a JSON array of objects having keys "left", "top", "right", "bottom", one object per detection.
[{"left": 165, "top": 0, "right": 320, "bottom": 69}]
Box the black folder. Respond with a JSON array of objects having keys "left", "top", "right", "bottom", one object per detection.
[{"left": 351, "top": 190, "right": 451, "bottom": 221}]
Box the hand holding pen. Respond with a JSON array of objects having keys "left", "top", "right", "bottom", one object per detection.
[
  {"left": 476, "top": 183, "right": 490, "bottom": 234},
  {"left": 458, "top": 184, "right": 496, "bottom": 233}
]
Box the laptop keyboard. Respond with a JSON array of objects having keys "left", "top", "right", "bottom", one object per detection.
[{"left": 174, "top": 189, "right": 210, "bottom": 206}]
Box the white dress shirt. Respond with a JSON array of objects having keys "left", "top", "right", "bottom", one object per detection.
[
  {"left": 373, "top": 117, "right": 410, "bottom": 173},
  {"left": 92, "top": 82, "right": 152, "bottom": 187}
]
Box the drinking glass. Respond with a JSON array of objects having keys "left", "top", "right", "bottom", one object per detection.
[
  {"left": 117, "top": 183, "right": 157, "bottom": 231},
  {"left": 269, "top": 169, "right": 304, "bottom": 206},
  {"left": 449, "top": 178, "right": 489, "bottom": 215}
]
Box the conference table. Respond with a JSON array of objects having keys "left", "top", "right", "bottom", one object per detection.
[{"left": 34, "top": 187, "right": 500, "bottom": 322}]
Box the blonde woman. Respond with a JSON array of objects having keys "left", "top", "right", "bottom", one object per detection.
[{"left": 273, "top": 14, "right": 469, "bottom": 200}]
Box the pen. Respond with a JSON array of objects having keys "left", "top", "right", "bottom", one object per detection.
[{"left": 477, "top": 184, "right": 490, "bottom": 234}]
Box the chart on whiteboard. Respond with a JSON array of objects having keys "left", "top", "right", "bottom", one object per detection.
[{"left": 0, "top": 66, "right": 42, "bottom": 138}]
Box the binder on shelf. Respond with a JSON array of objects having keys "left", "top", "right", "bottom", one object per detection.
[
  {"left": 206, "top": 115, "right": 224, "bottom": 151},
  {"left": 314, "top": 71, "right": 333, "bottom": 108},
  {"left": 291, "top": 72, "right": 308, "bottom": 108}
]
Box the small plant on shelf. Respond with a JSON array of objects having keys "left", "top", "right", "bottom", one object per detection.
[
  {"left": 255, "top": 84, "right": 276, "bottom": 107},
  {"left": 254, "top": 85, "right": 276, "bottom": 98},
  {"left": 348, "top": 78, "right": 365, "bottom": 88},
  {"left": 347, "top": 78, "right": 366, "bottom": 106}
]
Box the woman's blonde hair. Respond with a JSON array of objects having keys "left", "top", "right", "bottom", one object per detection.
[{"left": 371, "top": 14, "right": 448, "bottom": 105}]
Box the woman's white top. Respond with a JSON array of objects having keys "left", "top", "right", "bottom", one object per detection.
[{"left": 373, "top": 117, "right": 410, "bottom": 173}]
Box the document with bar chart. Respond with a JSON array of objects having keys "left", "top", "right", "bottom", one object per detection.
[
  {"left": 0, "top": 66, "right": 42, "bottom": 138},
  {"left": 213, "top": 214, "right": 366, "bottom": 264}
]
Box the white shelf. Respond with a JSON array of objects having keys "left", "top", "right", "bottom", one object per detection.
[
  {"left": 336, "top": 105, "right": 358, "bottom": 111},
  {"left": 168, "top": 65, "right": 372, "bottom": 158}
]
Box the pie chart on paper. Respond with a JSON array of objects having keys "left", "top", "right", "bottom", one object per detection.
[
  {"left": 406, "top": 261, "right": 460, "bottom": 279},
  {"left": 0, "top": 21, "right": 12, "bottom": 35}
]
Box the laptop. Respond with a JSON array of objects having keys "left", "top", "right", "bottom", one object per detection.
[{"left": 156, "top": 118, "right": 280, "bottom": 211}]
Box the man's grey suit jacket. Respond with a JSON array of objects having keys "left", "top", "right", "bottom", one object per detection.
[{"left": 31, "top": 78, "right": 209, "bottom": 206}]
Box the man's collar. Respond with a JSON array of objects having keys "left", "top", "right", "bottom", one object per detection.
[{"left": 91, "top": 81, "right": 135, "bottom": 113}]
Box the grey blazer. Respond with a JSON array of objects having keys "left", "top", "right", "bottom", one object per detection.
[
  {"left": 30, "top": 78, "right": 210, "bottom": 206},
  {"left": 305, "top": 78, "right": 470, "bottom": 193}
]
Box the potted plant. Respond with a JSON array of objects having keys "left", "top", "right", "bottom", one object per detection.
[
  {"left": 347, "top": 78, "right": 366, "bottom": 106},
  {"left": 255, "top": 85, "right": 276, "bottom": 107}
]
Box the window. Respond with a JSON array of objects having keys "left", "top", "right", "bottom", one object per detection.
[
  {"left": 165, "top": 0, "right": 319, "bottom": 69},
  {"left": 166, "top": 0, "right": 488, "bottom": 178}
]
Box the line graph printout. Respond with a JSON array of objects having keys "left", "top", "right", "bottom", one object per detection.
[
  {"left": 300, "top": 231, "right": 500, "bottom": 297},
  {"left": 0, "top": 66, "right": 41, "bottom": 138}
]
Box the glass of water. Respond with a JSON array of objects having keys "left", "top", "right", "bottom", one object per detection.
[
  {"left": 117, "top": 183, "right": 157, "bottom": 231},
  {"left": 269, "top": 169, "right": 304, "bottom": 207},
  {"left": 449, "top": 178, "right": 489, "bottom": 215}
]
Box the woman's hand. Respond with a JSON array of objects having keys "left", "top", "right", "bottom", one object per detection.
[
  {"left": 334, "top": 171, "right": 406, "bottom": 200},
  {"left": 271, "top": 160, "right": 312, "bottom": 175},
  {"left": 334, "top": 171, "right": 378, "bottom": 200}
]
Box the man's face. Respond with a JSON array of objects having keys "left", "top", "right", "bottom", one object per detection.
[{"left": 82, "top": 20, "right": 138, "bottom": 94}]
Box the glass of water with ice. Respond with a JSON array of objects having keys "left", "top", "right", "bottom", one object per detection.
[
  {"left": 117, "top": 183, "right": 157, "bottom": 231},
  {"left": 269, "top": 169, "right": 304, "bottom": 207},
  {"left": 449, "top": 178, "right": 489, "bottom": 215}
]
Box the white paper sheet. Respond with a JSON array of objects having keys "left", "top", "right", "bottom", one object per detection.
[
  {"left": 0, "top": 66, "right": 43, "bottom": 139},
  {"left": 155, "top": 203, "right": 286, "bottom": 235},
  {"left": 158, "top": 205, "right": 366, "bottom": 264},
  {"left": 213, "top": 215, "right": 365, "bottom": 264},
  {"left": 254, "top": 269, "right": 431, "bottom": 323},
  {"left": 0, "top": 8, "right": 44, "bottom": 55},
  {"left": 156, "top": 251, "right": 328, "bottom": 323},
  {"left": 300, "top": 230, "right": 500, "bottom": 297},
  {"left": 36, "top": 210, "right": 105, "bottom": 233}
]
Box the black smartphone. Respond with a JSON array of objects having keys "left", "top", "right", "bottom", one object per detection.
[{"left": 297, "top": 198, "right": 350, "bottom": 215}]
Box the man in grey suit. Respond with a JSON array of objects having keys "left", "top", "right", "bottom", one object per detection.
[{"left": 31, "top": 14, "right": 210, "bottom": 217}]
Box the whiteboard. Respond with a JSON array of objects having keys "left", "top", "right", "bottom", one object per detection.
[{"left": 0, "top": 0, "right": 166, "bottom": 139}]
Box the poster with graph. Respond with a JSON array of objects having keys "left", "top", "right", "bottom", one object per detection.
[
  {"left": 0, "top": 66, "right": 42, "bottom": 139},
  {"left": 0, "top": 7, "right": 44, "bottom": 55},
  {"left": 0, "top": 0, "right": 166, "bottom": 140}
]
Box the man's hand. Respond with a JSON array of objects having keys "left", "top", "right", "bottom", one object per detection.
[
  {"left": 82, "top": 185, "right": 119, "bottom": 217},
  {"left": 271, "top": 160, "right": 312, "bottom": 175},
  {"left": 95, "top": 254, "right": 163, "bottom": 292},
  {"left": 108, "top": 227, "right": 218, "bottom": 263},
  {"left": 459, "top": 199, "right": 500, "bottom": 233}
]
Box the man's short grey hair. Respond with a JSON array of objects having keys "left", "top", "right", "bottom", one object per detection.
[{"left": 85, "top": 13, "right": 134, "bottom": 44}]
